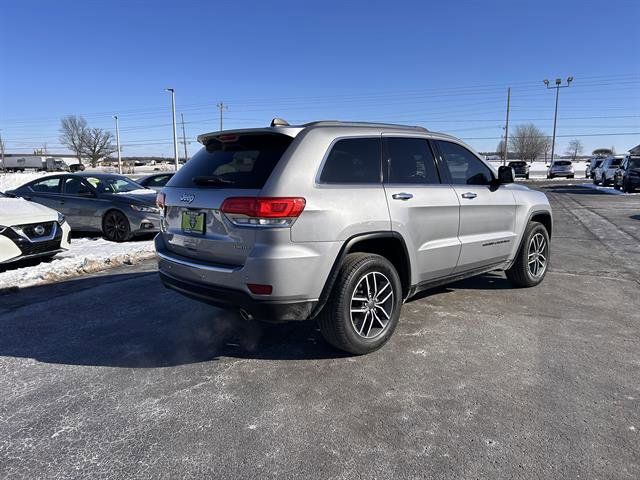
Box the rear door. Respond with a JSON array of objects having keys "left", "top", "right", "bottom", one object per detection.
[
  {"left": 24, "top": 176, "right": 63, "bottom": 210},
  {"left": 60, "top": 176, "right": 100, "bottom": 230},
  {"left": 382, "top": 136, "right": 460, "bottom": 282},
  {"left": 162, "top": 133, "right": 294, "bottom": 266},
  {"left": 434, "top": 140, "right": 516, "bottom": 273}
]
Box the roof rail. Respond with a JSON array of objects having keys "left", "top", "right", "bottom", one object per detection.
[{"left": 301, "top": 120, "right": 428, "bottom": 132}]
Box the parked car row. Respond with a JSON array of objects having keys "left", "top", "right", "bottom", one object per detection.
[
  {"left": 589, "top": 154, "right": 638, "bottom": 192},
  {"left": 0, "top": 172, "right": 173, "bottom": 266},
  {"left": 612, "top": 155, "right": 640, "bottom": 192}
]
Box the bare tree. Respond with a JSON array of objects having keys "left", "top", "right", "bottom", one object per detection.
[
  {"left": 496, "top": 139, "right": 506, "bottom": 160},
  {"left": 81, "top": 128, "right": 116, "bottom": 167},
  {"left": 59, "top": 116, "right": 88, "bottom": 165},
  {"left": 565, "top": 139, "right": 584, "bottom": 161},
  {"left": 509, "top": 124, "right": 548, "bottom": 163}
]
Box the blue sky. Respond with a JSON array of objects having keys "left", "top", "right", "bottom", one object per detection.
[{"left": 1, "top": 0, "right": 639, "bottom": 157}]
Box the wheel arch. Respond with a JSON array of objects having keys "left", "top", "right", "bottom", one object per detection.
[{"left": 309, "top": 231, "right": 412, "bottom": 319}]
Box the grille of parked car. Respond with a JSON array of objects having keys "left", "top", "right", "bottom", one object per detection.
[{"left": 17, "top": 222, "right": 56, "bottom": 240}]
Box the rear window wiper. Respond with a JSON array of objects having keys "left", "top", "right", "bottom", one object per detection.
[{"left": 192, "top": 175, "right": 235, "bottom": 186}]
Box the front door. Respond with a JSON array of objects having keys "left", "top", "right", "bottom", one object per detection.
[
  {"left": 382, "top": 136, "right": 461, "bottom": 283},
  {"left": 434, "top": 140, "right": 516, "bottom": 273}
]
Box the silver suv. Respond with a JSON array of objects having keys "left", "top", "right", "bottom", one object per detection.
[{"left": 155, "top": 120, "right": 552, "bottom": 354}]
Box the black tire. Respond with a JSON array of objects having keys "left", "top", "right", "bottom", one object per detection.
[
  {"left": 602, "top": 175, "right": 607, "bottom": 186},
  {"left": 614, "top": 183, "right": 620, "bottom": 190},
  {"left": 525, "top": 173, "right": 529, "bottom": 179},
  {"left": 623, "top": 179, "right": 633, "bottom": 193},
  {"left": 102, "top": 210, "right": 132, "bottom": 242},
  {"left": 318, "top": 253, "right": 402, "bottom": 355},
  {"left": 593, "top": 177, "right": 599, "bottom": 185},
  {"left": 505, "top": 221, "right": 550, "bottom": 288},
  {"left": 568, "top": 175, "right": 574, "bottom": 179}
]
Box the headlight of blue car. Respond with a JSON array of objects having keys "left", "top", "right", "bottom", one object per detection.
[{"left": 130, "top": 204, "right": 161, "bottom": 214}]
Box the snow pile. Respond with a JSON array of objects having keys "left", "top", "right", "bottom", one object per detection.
[
  {"left": 0, "top": 237, "right": 155, "bottom": 291},
  {"left": 0, "top": 171, "right": 55, "bottom": 193}
]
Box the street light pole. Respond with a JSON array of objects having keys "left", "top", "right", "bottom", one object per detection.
[
  {"left": 503, "top": 87, "right": 511, "bottom": 166},
  {"left": 166, "top": 88, "right": 179, "bottom": 171},
  {"left": 113, "top": 115, "right": 122, "bottom": 174},
  {"left": 544, "top": 76, "right": 573, "bottom": 164}
]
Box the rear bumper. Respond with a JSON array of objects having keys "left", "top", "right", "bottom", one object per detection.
[{"left": 159, "top": 271, "right": 316, "bottom": 322}]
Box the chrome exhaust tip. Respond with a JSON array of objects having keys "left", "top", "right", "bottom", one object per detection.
[{"left": 238, "top": 309, "right": 253, "bottom": 321}]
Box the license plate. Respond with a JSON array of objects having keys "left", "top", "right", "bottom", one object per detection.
[{"left": 181, "top": 211, "right": 205, "bottom": 234}]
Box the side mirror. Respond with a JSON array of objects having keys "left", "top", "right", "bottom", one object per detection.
[{"left": 498, "top": 165, "right": 514, "bottom": 184}]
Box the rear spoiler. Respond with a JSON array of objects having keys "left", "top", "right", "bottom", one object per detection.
[{"left": 197, "top": 127, "right": 303, "bottom": 145}]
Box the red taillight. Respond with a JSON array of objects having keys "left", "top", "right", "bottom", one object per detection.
[
  {"left": 247, "top": 283, "right": 273, "bottom": 295},
  {"left": 221, "top": 197, "right": 306, "bottom": 218},
  {"left": 156, "top": 191, "right": 166, "bottom": 209}
]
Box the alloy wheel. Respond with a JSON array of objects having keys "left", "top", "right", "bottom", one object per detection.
[
  {"left": 527, "top": 232, "right": 548, "bottom": 278},
  {"left": 350, "top": 271, "right": 394, "bottom": 339},
  {"left": 104, "top": 212, "right": 129, "bottom": 241}
]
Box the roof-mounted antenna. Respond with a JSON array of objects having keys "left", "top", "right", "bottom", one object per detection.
[{"left": 270, "top": 117, "right": 290, "bottom": 127}]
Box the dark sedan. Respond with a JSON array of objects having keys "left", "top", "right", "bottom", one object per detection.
[
  {"left": 613, "top": 156, "right": 640, "bottom": 193},
  {"left": 508, "top": 161, "right": 530, "bottom": 179},
  {"left": 135, "top": 173, "right": 174, "bottom": 191},
  {"left": 7, "top": 173, "right": 162, "bottom": 242}
]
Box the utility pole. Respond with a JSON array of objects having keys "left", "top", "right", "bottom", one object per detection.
[
  {"left": 113, "top": 115, "right": 122, "bottom": 174},
  {"left": 217, "top": 101, "right": 227, "bottom": 131},
  {"left": 544, "top": 76, "right": 573, "bottom": 165},
  {"left": 503, "top": 87, "right": 511, "bottom": 166},
  {"left": 166, "top": 88, "right": 179, "bottom": 171},
  {"left": 0, "top": 131, "right": 5, "bottom": 173},
  {"left": 180, "top": 113, "right": 188, "bottom": 163}
]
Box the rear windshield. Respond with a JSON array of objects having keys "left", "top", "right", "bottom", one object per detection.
[
  {"left": 610, "top": 158, "right": 622, "bottom": 166},
  {"left": 509, "top": 161, "right": 526, "bottom": 166},
  {"left": 167, "top": 133, "right": 293, "bottom": 189},
  {"left": 554, "top": 161, "right": 571, "bottom": 166},
  {"left": 594, "top": 160, "right": 603, "bottom": 167}
]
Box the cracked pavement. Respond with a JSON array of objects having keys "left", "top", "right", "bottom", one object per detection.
[{"left": 1, "top": 181, "right": 639, "bottom": 479}]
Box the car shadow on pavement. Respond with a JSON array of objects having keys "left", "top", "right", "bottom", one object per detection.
[
  {"left": 631, "top": 215, "right": 640, "bottom": 221},
  {"left": 0, "top": 272, "right": 346, "bottom": 367}
]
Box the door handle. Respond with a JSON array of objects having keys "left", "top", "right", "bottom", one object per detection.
[
  {"left": 392, "top": 192, "right": 413, "bottom": 200},
  {"left": 461, "top": 192, "right": 477, "bottom": 199}
]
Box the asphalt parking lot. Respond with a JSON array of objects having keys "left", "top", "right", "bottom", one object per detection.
[{"left": 1, "top": 181, "right": 639, "bottom": 479}]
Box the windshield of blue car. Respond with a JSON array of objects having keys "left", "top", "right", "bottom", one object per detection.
[
  {"left": 610, "top": 158, "right": 622, "bottom": 167},
  {"left": 85, "top": 176, "right": 145, "bottom": 194}
]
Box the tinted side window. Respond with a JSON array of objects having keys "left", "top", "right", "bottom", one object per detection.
[
  {"left": 63, "top": 177, "right": 93, "bottom": 195},
  {"left": 384, "top": 137, "right": 440, "bottom": 184},
  {"left": 320, "top": 138, "right": 381, "bottom": 184},
  {"left": 436, "top": 141, "right": 493, "bottom": 185},
  {"left": 147, "top": 175, "right": 171, "bottom": 187},
  {"left": 30, "top": 177, "right": 61, "bottom": 193}
]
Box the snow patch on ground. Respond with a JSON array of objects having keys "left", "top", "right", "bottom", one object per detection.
[
  {"left": 577, "top": 183, "right": 640, "bottom": 195},
  {"left": 488, "top": 160, "right": 590, "bottom": 179},
  {"left": 0, "top": 237, "right": 155, "bottom": 290}
]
